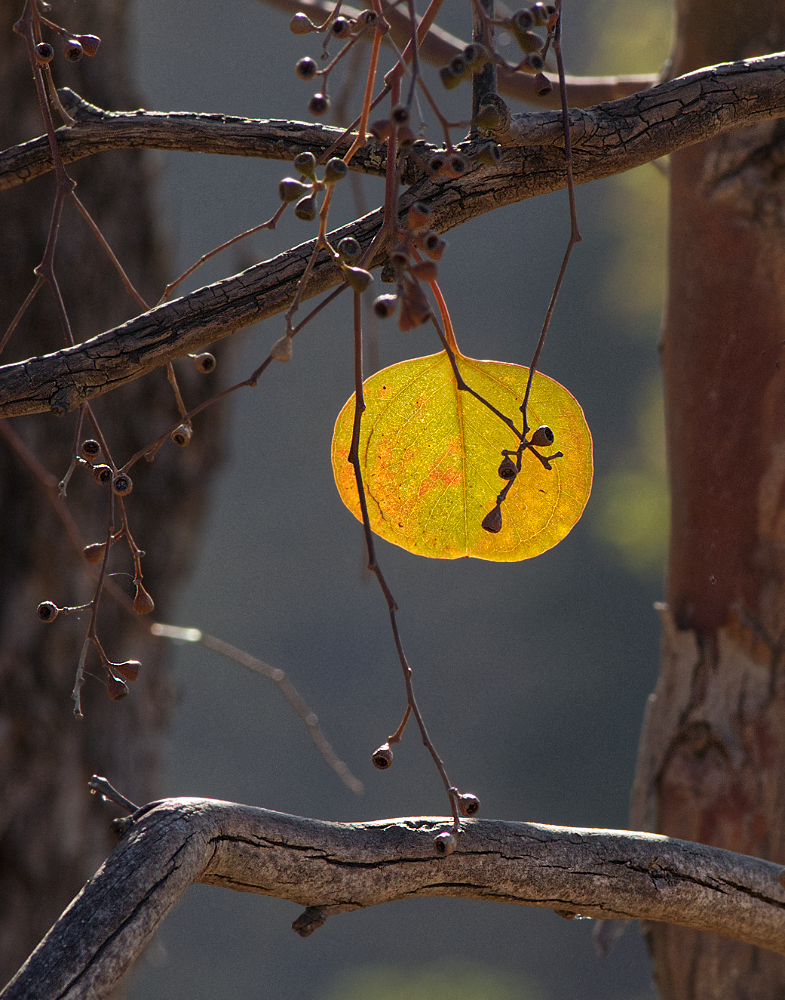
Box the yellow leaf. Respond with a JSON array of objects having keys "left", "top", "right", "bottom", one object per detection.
[{"left": 331, "top": 352, "right": 593, "bottom": 561}]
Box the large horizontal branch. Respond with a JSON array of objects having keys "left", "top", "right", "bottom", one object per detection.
[
  {"left": 2, "top": 53, "right": 785, "bottom": 419},
  {"left": 3, "top": 798, "right": 785, "bottom": 1000}
]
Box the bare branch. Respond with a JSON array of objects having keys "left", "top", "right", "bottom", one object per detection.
[
  {"left": 2, "top": 53, "right": 785, "bottom": 419},
  {"left": 3, "top": 798, "right": 785, "bottom": 1000}
]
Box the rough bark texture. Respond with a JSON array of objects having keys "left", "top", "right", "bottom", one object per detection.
[
  {"left": 0, "top": 0, "right": 224, "bottom": 986},
  {"left": 631, "top": 0, "right": 785, "bottom": 996},
  {"left": 5, "top": 799, "right": 785, "bottom": 1000}
]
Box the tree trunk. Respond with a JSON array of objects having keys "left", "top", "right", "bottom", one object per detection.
[
  {"left": 0, "top": 0, "right": 224, "bottom": 985},
  {"left": 632, "top": 0, "right": 785, "bottom": 996}
]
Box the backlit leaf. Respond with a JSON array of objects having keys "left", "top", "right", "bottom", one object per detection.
[{"left": 332, "top": 351, "right": 592, "bottom": 561}]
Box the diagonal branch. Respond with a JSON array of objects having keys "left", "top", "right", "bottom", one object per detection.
[
  {"left": 2, "top": 53, "right": 785, "bottom": 419},
  {"left": 3, "top": 797, "right": 785, "bottom": 1000}
]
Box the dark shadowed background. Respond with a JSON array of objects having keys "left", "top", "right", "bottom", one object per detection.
[{"left": 122, "top": 0, "right": 670, "bottom": 996}]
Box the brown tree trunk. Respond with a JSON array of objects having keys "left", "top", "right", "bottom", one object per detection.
[
  {"left": 0, "top": 1, "right": 224, "bottom": 985},
  {"left": 632, "top": 1, "right": 785, "bottom": 996}
]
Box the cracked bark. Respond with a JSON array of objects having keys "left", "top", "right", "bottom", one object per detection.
[
  {"left": 2, "top": 52, "right": 785, "bottom": 419},
  {"left": 630, "top": 1, "right": 785, "bottom": 997},
  {"left": 4, "top": 799, "right": 785, "bottom": 1000}
]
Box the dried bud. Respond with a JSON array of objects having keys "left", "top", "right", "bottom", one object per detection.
[
  {"left": 279, "top": 177, "right": 311, "bottom": 203},
  {"left": 457, "top": 792, "right": 480, "bottom": 817},
  {"left": 112, "top": 659, "right": 141, "bottom": 682},
  {"left": 391, "top": 103, "right": 410, "bottom": 126},
  {"left": 133, "top": 582, "right": 155, "bottom": 615},
  {"left": 535, "top": 72, "right": 552, "bottom": 97},
  {"left": 293, "top": 150, "right": 317, "bottom": 179},
  {"left": 338, "top": 236, "right": 362, "bottom": 261},
  {"left": 35, "top": 41, "right": 54, "bottom": 64},
  {"left": 482, "top": 504, "right": 503, "bottom": 533},
  {"left": 372, "top": 742, "right": 393, "bottom": 769},
  {"left": 439, "top": 65, "right": 463, "bottom": 91},
  {"left": 271, "top": 334, "right": 293, "bottom": 362},
  {"left": 62, "top": 38, "right": 84, "bottom": 62},
  {"left": 290, "top": 12, "right": 317, "bottom": 33},
  {"left": 373, "top": 294, "right": 398, "bottom": 319},
  {"left": 421, "top": 232, "right": 446, "bottom": 261},
  {"left": 433, "top": 830, "right": 458, "bottom": 855},
  {"left": 308, "top": 93, "right": 330, "bottom": 117},
  {"left": 498, "top": 456, "right": 518, "bottom": 480},
  {"left": 530, "top": 424, "right": 555, "bottom": 448},
  {"left": 295, "top": 56, "right": 318, "bottom": 81},
  {"left": 409, "top": 260, "right": 438, "bottom": 282},
  {"left": 294, "top": 194, "right": 317, "bottom": 221},
  {"left": 342, "top": 265, "right": 373, "bottom": 293},
  {"left": 92, "top": 464, "right": 113, "bottom": 486},
  {"left": 37, "top": 601, "right": 59, "bottom": 623},
  {"left": 407, "top": 202, "right": 432, "bottom": 232},
  {"left": 106, "top": 676, "right": 129, "bottom": 700},
  {"left": 111, "top": 473, "right": 133, "bottom": 497},
  {"left": 83, "top": 542, "right": 106, "bottom": 565},
  {"left": 522, "top": 52, "right": 545, "bottom": 74},
  {"left": 73, "top": 33, "right": 100, "bottom": 56},
  {"left": 474, "top": 103, "right": 503, "bottom": 131},
  {"left": 369, "top": 118, "right": 393, "bottom": 142},
  {"left": 80, "top": 439, "right": 101, "bottom": 461},
  {"left": 191, "top": 352, "right": 216, "bottom": 373},
  {"left": 331, "top": 16, "right": 352, "bottom": 37},
  {"left": 323, "top": 157, "right": 348, "bottom": 184}
]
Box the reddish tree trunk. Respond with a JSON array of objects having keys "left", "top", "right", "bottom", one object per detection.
[{"left": 632, "top": 0, "right": 785, "bottom": 995}]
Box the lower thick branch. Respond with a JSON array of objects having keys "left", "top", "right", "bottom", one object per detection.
[{"left": 3, "top": 799, "right": 785, "bottom": 1000}]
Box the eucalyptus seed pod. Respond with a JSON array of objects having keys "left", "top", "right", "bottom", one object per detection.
[
  {"left": 535, "top": 72, "right": 552, "bottom": 97},
  {"left": 290, "top": 12, "right": 316, "bottom": 33},
  {"left": 530, "top": 424, "right": 554, "bottom": 447},
  {"left": 331, "top": 16, "right": 352, "bottom": 37},
  {"left": 83, "top": 542, "right": 106, "bottom": 565},
  {"left": 93, "top": 464, "right": 113, "bottom": 486},
  {"left": 293, "top": 151, "right": 317, "bottom": 179},
  {"left": 474, "top": 103, "right": 503, "bottom": 131},
  {"left": 511, "top": 8, "right": 535, "bottom": 31},
  {"left": 482, "top": 504, "right": 503, "bottom": 533},
  {"left": 421, "top": 232, "right": 446, "bottom": 261},
  {"left": 112, "top": 659, "right": 141, "bottom": 682},
  {"left": 323, "top": 157, "right": 348, "bottom": 184},
  {"left": 271, "top": 334, "right": 293, "bottom": 362},
  {"left": 396, "top": 126, "right": 416, "bottom": 147},
  {"left": 389, "top": 242, "right": 409, "bottom": 267},
  {"left": 498, "top": 456, "right": 518, "bottom": 480},
  {"left": 338, "top": 237, "right": 362, "bottom": 261},
  {"left": 369, "top": 118, "right": 393, "bottom": 142},
  {"left": 433, "top": 831, "right": 458, "bottom": 856},
  {"left": 522, "top": 52, "right": 545, "bottom": 74},
  {"left": 111, "top": 472, "right": 133, "bottom": 497},
  {"left": 457, "top": 792, "right": 480, "bottom": 817},
  {"left": 37, "top": 601, "right": 58, "bottom": 623},
  {"left": 171, "top": 423, "right": 192, "bottom": 448},
  {"left": 191, "top": 352, "right": 216, "bottom": 373},
  {"left": 512, "top": 29, "right": 542, "bottom": 54},
  {"left": 73, "top": 33, "right": 100, "bottom": 56},
  {"left": 450, "top": 55, "right": 468, "bottom": 77},
  {"left": 372, "top": 743, "right": 393, "bottom": 769},
  {"left": 294, "top": 193, "right": 317, "bottom": 221},
  {"left": 531, "top": 1, "right": 549, "bottom": 26},
  {"left": 308, "top": 93, "right": 330, "bottom": 117},
  {"left": 409, "top": 260, "right": 438, "bottom": 282},
  {"left": 391, "top": 104, "right": 410, "bottom": 126},
  {"left": 63, "top": 38, "right": 84, "bottom": 61},
  {"left": 133, "top": 583, "right": 155, "bottom": 615},
  {"left": 407, "top": 202, "right": 432, "bottom": 232},
  {"left": 295, "top": 56, "right": 318, "bottom": 81},
  {"left": 279, "top": 177, "right": 311, "bottom": 203},
  {"left": 354, "top": 9, "right": 378, "bottom": 28},
  {"left": 342, "top": 265, "right": 373, "bottom": 293},
  {"left": 448, "top": 153, "right": 468, "bottom": 177},
  {"left": 35, "top": 41, "right": 54, "bottom": 64},
  {"left": 80, "top": 439, "right": 101, "bottom": 461},
  {"left": 373, "top": 294, "right": 398, "bottom": 319},
  {"left": 463, "top": 43, "right": 490, "bottom": 68},
  {"left": 439, "top": 65, "right": 463, "bottom": 91},
  {"left": 473, "top": 142, "right": 502, "bottom": 167},
  {"left": 428, "top": 154, "right": 446, "bottom": 174},
  {"left": 106, "top": 676, "right": 129, "bottom": 701}
]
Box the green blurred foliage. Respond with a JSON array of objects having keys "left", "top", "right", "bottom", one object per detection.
[{"left": 322, "top": 960, "right": 540, "bottom": 1000}]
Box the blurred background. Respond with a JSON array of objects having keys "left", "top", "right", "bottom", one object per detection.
[{"left": 122, "top": 0, "right": 672, "bottom": 996}]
